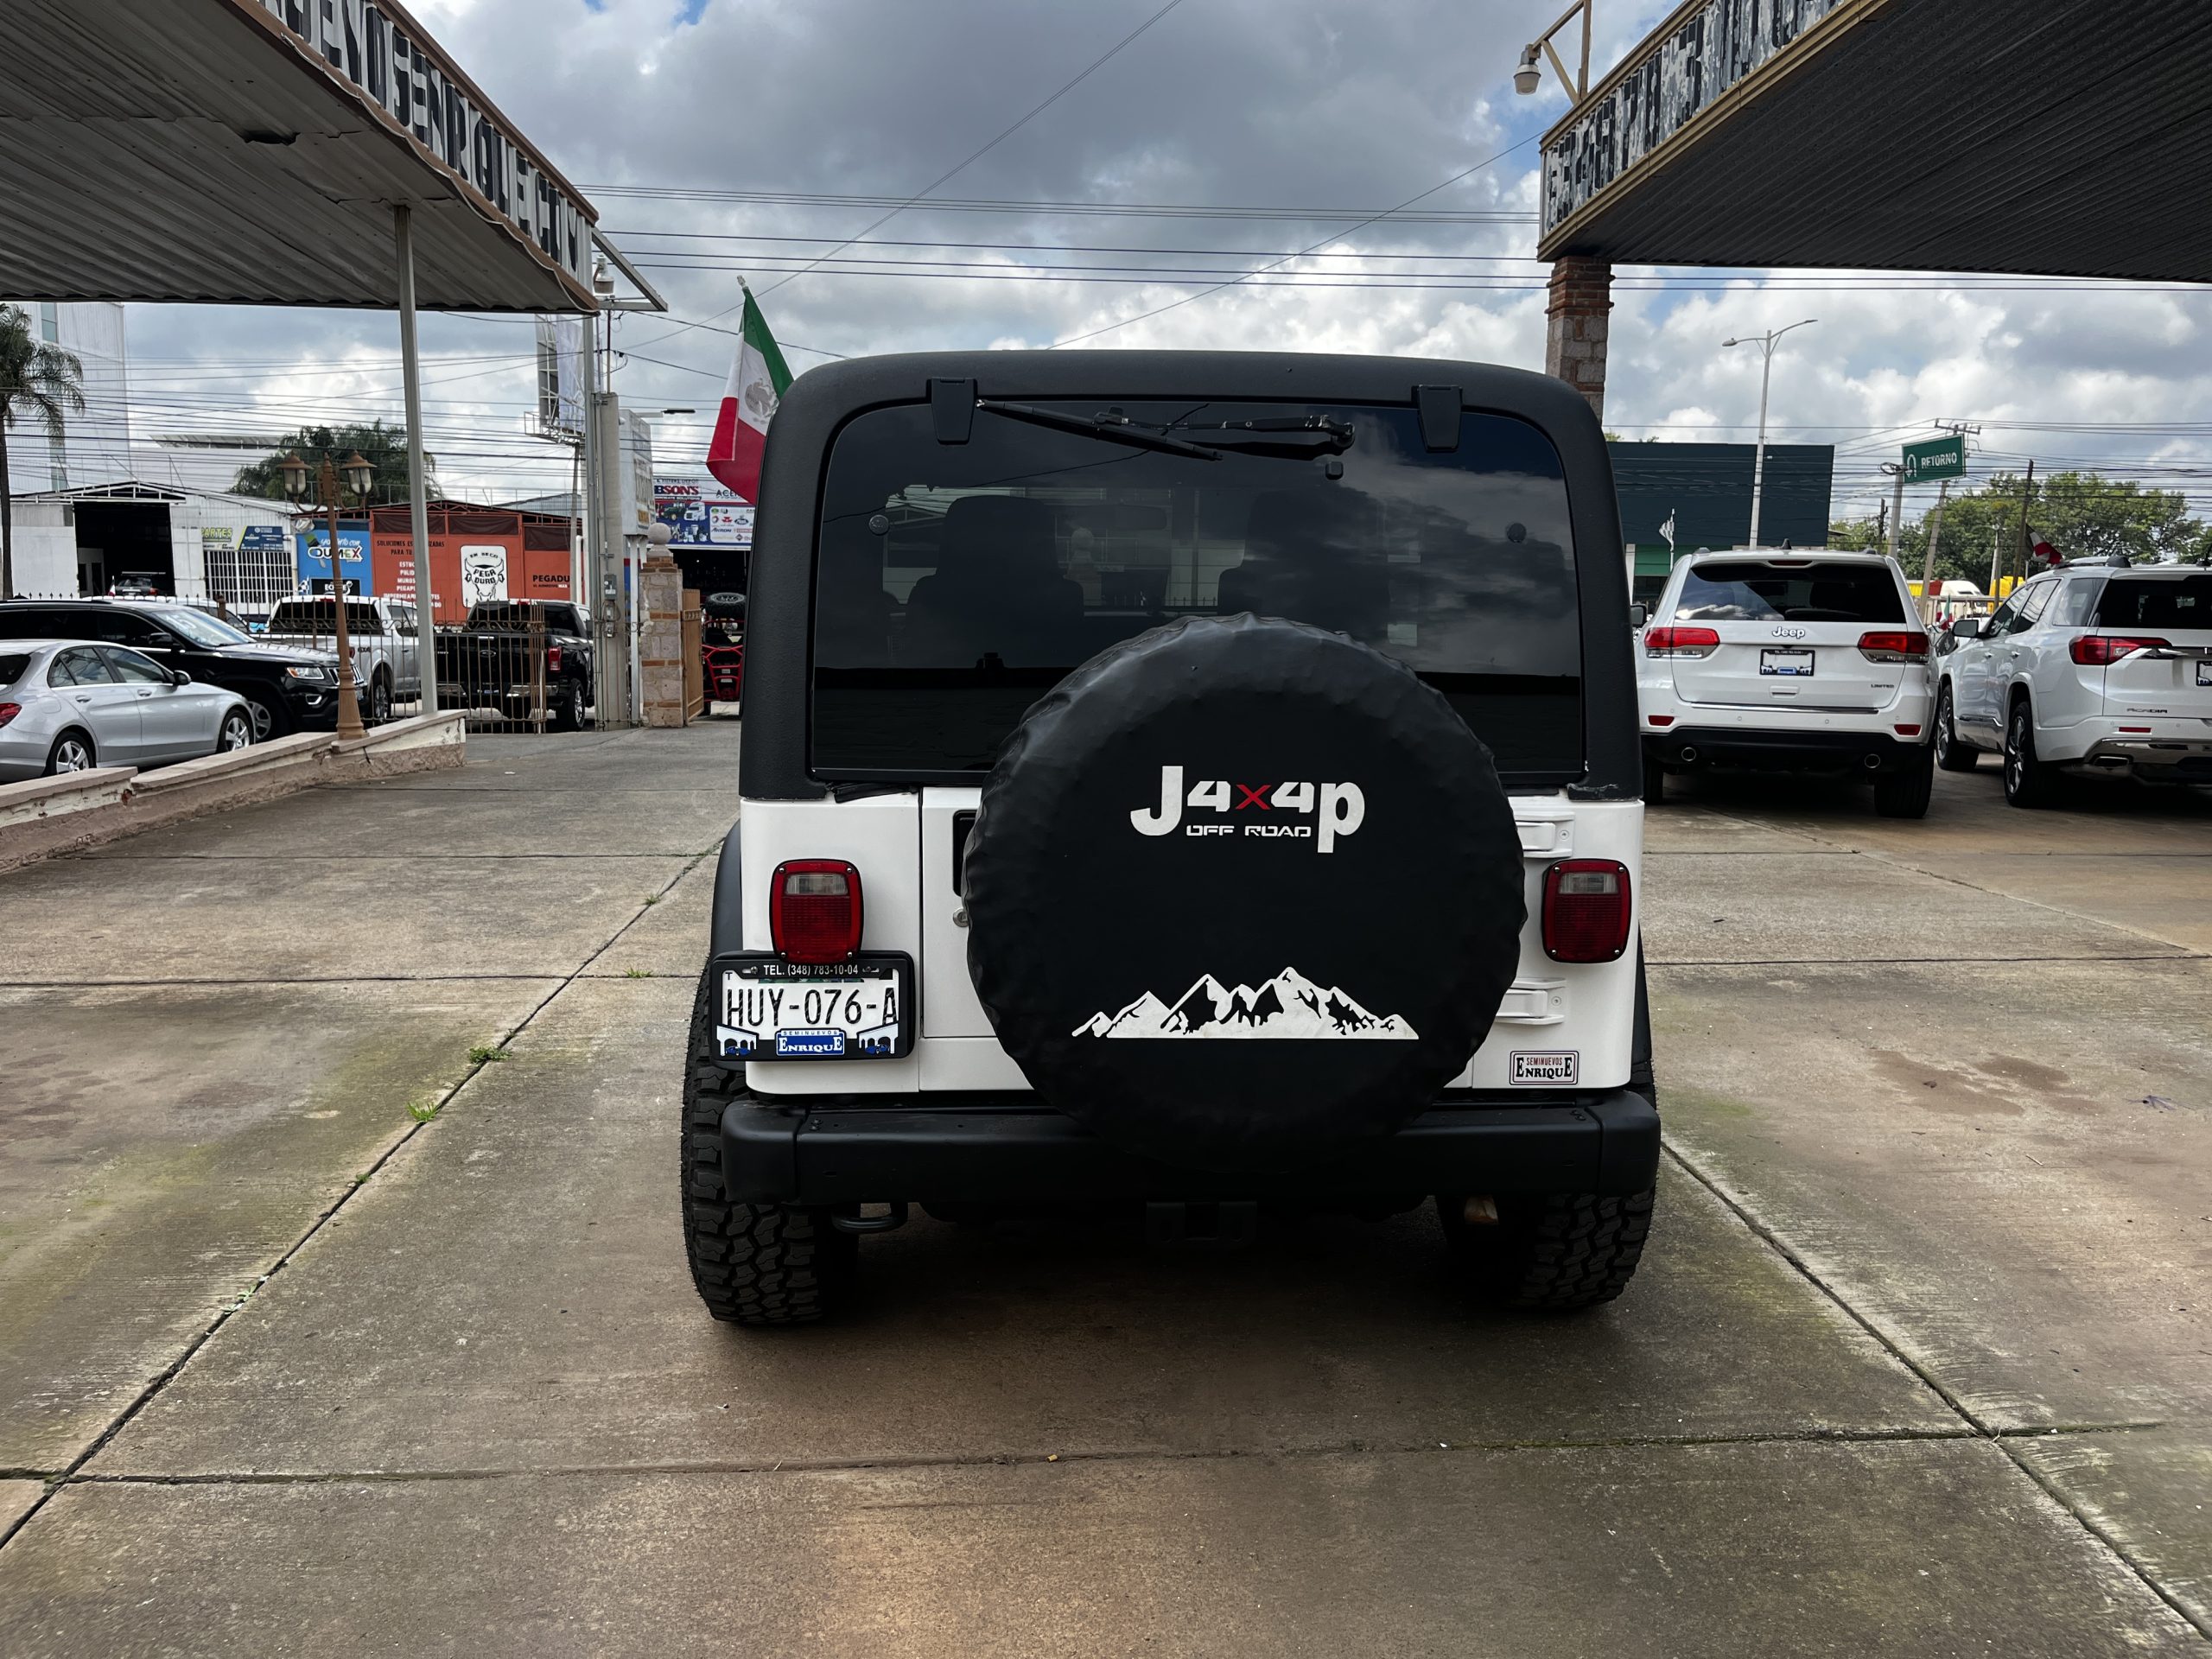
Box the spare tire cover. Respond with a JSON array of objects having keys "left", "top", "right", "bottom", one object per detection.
[{"left": 964, "top": 613, "right": 1527, "bottom": 1173}]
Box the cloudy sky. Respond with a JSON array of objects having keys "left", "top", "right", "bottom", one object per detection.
[{"left": 109, "top": 0, "right": 2212, "bottom": 523}]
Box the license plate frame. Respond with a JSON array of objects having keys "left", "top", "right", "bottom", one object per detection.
[
  {"left": 1760, "top": 648, "right": 1816, "bottom": 677},
  {"left": 715, "top": 953, "right": 915, "bottom": 1061}
]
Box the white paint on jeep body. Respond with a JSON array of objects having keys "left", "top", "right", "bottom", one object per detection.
[{"left": 740, "top": 789, "right": 1641, "bottom": 1098}]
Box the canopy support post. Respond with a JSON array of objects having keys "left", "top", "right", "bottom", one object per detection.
[{"left": 395, "top": 203, "right": 437, "bottom": 715}]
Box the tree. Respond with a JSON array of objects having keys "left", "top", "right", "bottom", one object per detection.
[
  {"left": 233, "top": 420, "right": 430, "bottom": 505},
  {"left": 1830, "top": 470, "right": 2210, "bottom": 587},
  {"left": 0, "top": 304, "right": 88, "bottom": 600}
]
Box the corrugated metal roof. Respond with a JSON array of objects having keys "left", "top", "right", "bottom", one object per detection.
[
  {"left": 0, "top": 0, "right": 596, "bottom": 310},
  {"left": 1539, "top": 0, "right": 2212, "bottom": 283}
]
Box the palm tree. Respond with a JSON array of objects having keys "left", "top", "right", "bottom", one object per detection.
[{"left": 0, "top": 304, "right": 88, "bottom": 600}]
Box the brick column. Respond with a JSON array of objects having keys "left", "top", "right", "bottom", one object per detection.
[
  {"left": 639, "top": 555, "right": 688, "bottom": 728},
  {"left": 1544, "top": 255, "right": 1613, "bottom": 420}
]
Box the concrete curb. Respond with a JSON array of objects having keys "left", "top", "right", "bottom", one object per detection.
[{"left": 0, "top": 711, "right": 467, "bottom": 874}]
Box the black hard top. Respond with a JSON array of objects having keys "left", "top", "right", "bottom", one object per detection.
[{"left": 740, "top": 350, "right": 1633, "bottom": 800}]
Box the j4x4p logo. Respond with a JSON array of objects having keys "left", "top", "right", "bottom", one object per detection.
[{"left": 1130, "top": 765, "right": 1365, "bottom": 852}]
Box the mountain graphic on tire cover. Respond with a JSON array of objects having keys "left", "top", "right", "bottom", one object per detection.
[{"left": 1076, "top": 969, "right": 1416, "bottom": 1039}]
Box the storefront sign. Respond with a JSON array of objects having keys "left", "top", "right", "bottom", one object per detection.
[{"left": 247, "top": 0, "right": 594, "bottom": 289}]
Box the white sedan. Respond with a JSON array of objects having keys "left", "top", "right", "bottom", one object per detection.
[{"left": 0, "top": 639, "right": 255, "bottom": 780}]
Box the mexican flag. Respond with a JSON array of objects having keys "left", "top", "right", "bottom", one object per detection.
[{"left": 705, "top": 288, "right": 793, "bottom": 504}]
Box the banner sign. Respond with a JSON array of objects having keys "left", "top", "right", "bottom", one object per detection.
[
  {"left": 249, "top": 0, "right": 594, "bottom": 290},
  {"left": 296, "top": 525, "right": 375, "bottom": 594},
  {"left": 654, "top": 477, "right": 754, "bottom": 550}
]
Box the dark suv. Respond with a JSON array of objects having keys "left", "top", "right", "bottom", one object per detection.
[
  {"left": 0, "top": 599, "right": 341, "bottom": 741},
  {"left": 683, "top": 352, "right": 1656, "bottom": 1326}
]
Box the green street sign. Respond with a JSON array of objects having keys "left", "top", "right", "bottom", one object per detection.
[{"left": 1901, "top": 434, "right": 1966, "bottom": 483}]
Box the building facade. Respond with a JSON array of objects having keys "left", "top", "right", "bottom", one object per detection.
[{"left": 3, "top": 300, "right": 133, "bottom": 493}]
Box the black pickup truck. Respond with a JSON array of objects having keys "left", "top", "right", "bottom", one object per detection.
[{"left": 434, "top": 601, "right": 593, "bottom": 729}]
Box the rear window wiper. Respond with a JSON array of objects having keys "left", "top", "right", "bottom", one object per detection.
[
  {"left": 976, "top": 399, "right": 1221, "bottom": 461},
  {"left": 1167, "top": 415, "right": 1355, "bottom": 458}
]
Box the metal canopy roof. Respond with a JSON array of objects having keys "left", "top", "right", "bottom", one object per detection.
[
  {"left": 1539, "top": 0, "right": 2212, "bottom": 283},
  {"left": 1, "top": 0, "right": 597, "bottom": 311}
]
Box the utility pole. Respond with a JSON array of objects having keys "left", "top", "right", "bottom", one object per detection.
[
  {"left": 1883, "top": 463, "right": 1905, "bottom": 562},
  {"left": 2016, "top": 459, "right": 2037, "bottom": 581},
  {"left": 1873, "top": 499, "right": 1887, "bottom": 550},
  {"left": 1918, "top": 478, "right": 1950, "bottom": 622},
  {"left": 1915, "top": 421, "right": 1974, "bottom": 619},
  {"left": 1722, "top": 318, "right": 1817, "bottom": 548}
]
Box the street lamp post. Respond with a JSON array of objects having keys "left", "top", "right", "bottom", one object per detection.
[
  {"left": 1722, "top": 319, "right": 1817, "bottom": 549},
  {"left": 278, "top": 449, "right": 374, "bottom": 741}
]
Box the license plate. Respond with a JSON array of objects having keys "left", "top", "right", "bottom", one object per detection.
[
  {"left": 717, "top": 956, "right": 912, "bottom": 1060},
  {"left": 1760, "top": 648, "right": 1815, "bottom": 677}
]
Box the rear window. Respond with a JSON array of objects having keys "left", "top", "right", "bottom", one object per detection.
[
  {"left": 2093, "top": 575, "right": 2212, "bottom": 630},
  {"left": 810, "top": 400, "right": 1581, "bottom": 781},
  {"left": 1673, "top": 560, "right": 1905, "bottom": 625},
  {"left": 270, "top": 601, "right": 382, "bottom": 636}
]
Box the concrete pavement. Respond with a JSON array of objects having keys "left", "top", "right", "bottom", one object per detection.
[{"left": 0, "top": 733, "right": 2206, "bottom": 1654}]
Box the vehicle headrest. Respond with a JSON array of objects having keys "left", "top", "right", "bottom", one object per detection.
[
  {"left": 1243, "top": 489, "right": 1370, "bottom": 564},
  {"left": 938, "top": 494, "right": 1059, "bottom": 582}
]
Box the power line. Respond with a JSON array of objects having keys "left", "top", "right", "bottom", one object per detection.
[
  {"left": 587, "top": 186, "right": 1533, "bottom": 225},
  {"left": 757, "top": 0, "right": 1190, "bottom": 302},
  {"left": 638, "top": 0, "right": 1191, "bottom": 353}
]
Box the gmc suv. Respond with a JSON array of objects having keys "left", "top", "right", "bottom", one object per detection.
[{"left": 1935, "top": 559, "right": 2212, "bottom": 803}]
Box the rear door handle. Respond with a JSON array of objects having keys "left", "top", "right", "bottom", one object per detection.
[{"left": 135, "top": 690, "right": 155, "bottom": 698}]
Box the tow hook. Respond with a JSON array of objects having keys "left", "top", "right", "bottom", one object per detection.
[{"left": 831, "top": 1200, "right": 910, "bottom": 1235}]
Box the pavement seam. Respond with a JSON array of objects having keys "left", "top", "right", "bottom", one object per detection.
[
  {"left": 1846, "top": 842, "right": 2212, "bottom": 959},
  {"left": 78, "top": 849, "right": 712, "bottom": 862},
  {"left": 43, "top": 1421, "right": 2172, "bottom": 1489},
  {"left": 1662, "top": 1137, "right": 2212, "bottom": 1642},
  {"left": 1647, "top": 952, "right": 2202, "bottom": 967},
  {"left": 1667, "top": 791, "right": 2210, "bottom": 957},
  {"left": 0, "top": 847, "right": 711, "bottom": 1558}
]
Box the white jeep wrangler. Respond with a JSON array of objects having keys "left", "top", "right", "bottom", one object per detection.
[{"left": 682, "top": 352, "right": 1658, "bottom": 1325}]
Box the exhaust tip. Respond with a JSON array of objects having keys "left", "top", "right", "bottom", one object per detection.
[
  {"left": 1863, "top": 753, "right": 1883, "bottom": 771},
  {"left": 1679, "top": 746, "right": 1698, "bottom": 764}
]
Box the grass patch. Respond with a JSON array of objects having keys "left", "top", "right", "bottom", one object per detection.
[
  {"left": 642, "top": 893, "right": 661, "bottom": 906},
  {"left": 623, "top": 968, "right": 651, "bottom": 978},
  {"left": 407, "top": 1099, "right": 443, "bottom": 1123},
  {"left": 468, "top": 1045, "right": 511, "bottom": 1065}
]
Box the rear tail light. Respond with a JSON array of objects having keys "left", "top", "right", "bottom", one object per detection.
[
  {"left": 547, "top": 644, "right": 563, "bottom": 672},
  {"left": 1894, "top": 723, "right": 1922, "bottom": 736},
  {"left": 1643, "top": 626, "right": 1720, "bottom": 658},
  {"left": 0, "top": 702, "right": 19, "bottom": 728},
  {"left": 770, "top": 859, "right": 863, "bottom": 963},
  {"left": 1542, "top": 860, "right": 1633, "bottom": 963},
  {"left": 2069, "top": 634, "right": 2169, "bottom": 665},
  {"left": 1857, "top": 631, "right": 1929, "bottom": 663},
  {"left": 1647, "top": 714, "right": 1675, "bottom": 727}
]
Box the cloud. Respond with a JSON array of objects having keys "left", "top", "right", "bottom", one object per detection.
[{"left": 90, "top": 0, "right": 2212, "bottom": 519}]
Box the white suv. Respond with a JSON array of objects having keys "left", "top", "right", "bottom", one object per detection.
[
  {"left": 1932, "top": 560, "right": 2212, "bottom": 805},
  {"left": 1637, "top": 550, "right": 1936, "bottom": 817},
  {"left": 682, "top": 352, "right": 1661, "bottom": 1326}
]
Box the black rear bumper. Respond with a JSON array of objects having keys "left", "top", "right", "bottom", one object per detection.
[
  {"left": 721, "top": 1087, "right": 1661, "bottom": 1205},
  {"left": 1649, "top": 725, "right": 1925, "bottom": 774}
]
